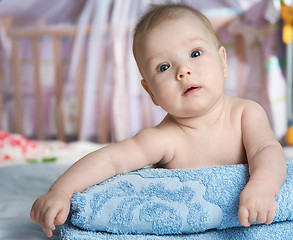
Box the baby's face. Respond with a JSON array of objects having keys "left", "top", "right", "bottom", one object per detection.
[{"left": 136, "top": 13, "right": 228, "bottom": 118}]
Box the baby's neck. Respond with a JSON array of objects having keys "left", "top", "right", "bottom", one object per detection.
[{"left": 170, "top": 95, "right": 228, "bottom": 130}]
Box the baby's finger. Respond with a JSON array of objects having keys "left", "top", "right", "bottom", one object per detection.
[
  {"left": 256, "top": 211, "right": 267, "bottom": 224},
  {"left": 248, "top": 209, "right": 257, "bottom": 223},
  {"left": 238, "top": 206, "right": 250, "bottom": 227},
  {"left": 41, "top": 226, "right": 53, "bottom": 238},
  {"left": 30, "top": 208, "right": 35, "bottom": 221},
  {"left": 30, "top": 201, "right": 40, "bottom": 223},
  {"left": 54, "top": 206, "right": 69, "bottom": 225},
  {"left": 266, "top": 209, "right": 276, "bottom": 225},
  {"left": 40, "top": 209, "right": 56, "bottom": 236},
  {"left": 32, "top": 207, "right": 43, "bottom": 225}
]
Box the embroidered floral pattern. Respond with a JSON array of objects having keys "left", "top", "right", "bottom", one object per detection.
[{"left": 0, "top": 130, "right": 47, "bottom": 162}]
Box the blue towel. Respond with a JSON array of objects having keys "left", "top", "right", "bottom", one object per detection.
[
  {"left": 61, "top": 161, "right": 293, "bottom": 238},
  {"left": 61, "top": 220, "right": 293, "bottom": 239}
]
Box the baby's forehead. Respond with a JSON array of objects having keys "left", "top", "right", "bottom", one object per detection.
[
  {"left": 137, "top": 15, "right": 210, "bottom": 51},
  {"left": 136, "top": 13, "right": 206, "bottom": 45},
  {"left": 133, "top": 6, "right": 220, "bottom": 63},
  {"left": 143, "top": 10, "right": 203, "bottom": 34}
]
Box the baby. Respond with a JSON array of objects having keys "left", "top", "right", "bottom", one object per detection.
[{"left": 31, "top": 3, "right": 286, "bottom": 237}]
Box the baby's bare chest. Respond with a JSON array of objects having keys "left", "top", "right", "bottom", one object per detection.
[{"left": 165, "top": 126, "right": 246, "bottom": 169}]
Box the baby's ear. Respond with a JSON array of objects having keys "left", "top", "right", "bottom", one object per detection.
[
  {"left": 218, "top": 46, "right": 229, "bottom": 78},
  {"left": 141, "top": 79, "right": 159, "bottom": 106}
]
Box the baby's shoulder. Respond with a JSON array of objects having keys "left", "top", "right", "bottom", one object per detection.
[
  {"left": 134, "top": 120, "right": 178, "bottom": 159},
  {"left": 227, "top": 96, "right": 268, "bottom": 124},
  {"left": 136, "top": 121, "right": 177, "bottom": 143},
  {"left": 227, "top": 95, "right": 262, "bottom": 112}
]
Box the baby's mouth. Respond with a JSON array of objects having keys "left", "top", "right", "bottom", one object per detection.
[
  {"left": 182, "top": 84, "right": 201, "bottom": 96},
  {"left": 184, "top": 87, "right": 198, "bottom": 94}
]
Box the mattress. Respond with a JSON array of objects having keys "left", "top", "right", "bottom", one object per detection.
[{"left": 0, "top": 163, "right": 69, "bottom": 239}]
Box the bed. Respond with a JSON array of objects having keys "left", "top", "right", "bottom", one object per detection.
[
  {"left": 0, "top": 137, "right": 106, "bottom": 240},
  {"left": 0, "top": 163, "right": 68, "bottom": 239},
  {"left": 1, "top": 146, "right": 293, "bottom": 240},
  {"left": 0, "top": 111, "right": 293, "bottom": 239}
]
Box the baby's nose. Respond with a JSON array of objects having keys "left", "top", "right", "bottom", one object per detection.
[{"left": 177, "top": 68, "right": 191, "bottom": 80}]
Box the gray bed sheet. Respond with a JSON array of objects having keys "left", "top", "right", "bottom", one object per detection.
[{"left": 0, "top": 163, "right": 70, "bottom": 240}]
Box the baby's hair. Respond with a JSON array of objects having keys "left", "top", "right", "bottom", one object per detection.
[{"left": 133, "top": 3, "right": 221, "bottom": 58}]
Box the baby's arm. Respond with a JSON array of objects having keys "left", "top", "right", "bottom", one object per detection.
[
  {"left": 30, "top": 128, "right": 170, "bottom": 237},
  {"left": 239, "top": 101, "right": 286, "bottom": 227}
]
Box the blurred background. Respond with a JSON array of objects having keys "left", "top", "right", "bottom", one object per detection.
[{"left": 0, "top": 0, "right": 292, "bottom": 144}]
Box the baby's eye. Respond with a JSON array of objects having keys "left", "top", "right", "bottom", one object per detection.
[
  {"left": 190, "top": 50, "right": 202, "bottom": 58},
  {"left": 158, "top": 64, "right": 170, "bottom": 72}
]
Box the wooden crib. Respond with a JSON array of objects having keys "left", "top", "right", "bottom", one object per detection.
[
  {"left": 1, "top": 2, "right": 289, "bottom": 143},
  {"left": 0, "top": 15, "right": 242, "bottom": 144},
  {"left": 0, "top": 18, "right": 111, "bottom": 142}
]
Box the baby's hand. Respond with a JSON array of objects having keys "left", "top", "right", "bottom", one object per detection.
[
  {"left": 238, "top": 180, "right": 277, "bottom": 227},
  {"left": 30, "top": 190, "right": 71, "bottom": 237}
]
